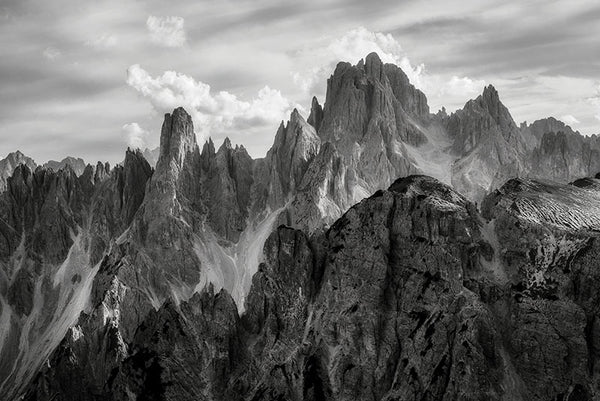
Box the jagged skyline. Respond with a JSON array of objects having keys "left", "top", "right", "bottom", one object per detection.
[{"left": 1, "top": 0, "right": 599, "bottom": 164}]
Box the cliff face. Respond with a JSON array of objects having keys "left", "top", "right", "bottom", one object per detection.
[
  {"left": 2, "top": 52, "right": 600, "bottom": 400},
  {"left": 0, "top": 151, "right": 37, "bottom": 192},
  {"left": 0, "top": 150, "right": 152, "bottom": 399},
  {"left": 23, "top": 174, "right": 600, "bottom": 401}
]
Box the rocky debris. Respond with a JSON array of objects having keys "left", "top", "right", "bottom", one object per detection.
[
  {"left": 475, "top": 176, "right": 600, "bottom": 400},
  {"left": 482, "top": 177, "right": 600, "bottom": 231}
]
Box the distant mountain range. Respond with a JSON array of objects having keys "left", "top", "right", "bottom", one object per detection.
[{"left": 1, "top": 52, "right": 599, "bottom": 400}]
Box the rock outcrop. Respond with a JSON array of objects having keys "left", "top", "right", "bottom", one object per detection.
[
  {"left": 0, "top": 151, "right": 37, "bottom": 192},
  {"left": 0, "top": 151, "right": 151, "bottom": 400},
  {"left": 24, "top": 174, "right": 600, "bottom": 400},
  {"left": 4, "top": 52, "right": 600, "bottom": 401},
  {"left": 43, "top": 156, "right": 87, "bottom": 176}
]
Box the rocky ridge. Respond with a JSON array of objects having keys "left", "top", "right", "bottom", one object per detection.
[
  {"left": 1, "top": 52, "right": 600, "bottom": 400},
  {"left": 23, "top": 173, "right": 600, "bottom": 400}
]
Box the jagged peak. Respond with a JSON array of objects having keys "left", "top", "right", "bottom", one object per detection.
[
  {"left": 220, "top": 137, "right": 233, "bottom": 151},
  {"left": 482, "top": 84, "right": 498, "bottom": 98},
  {"left": 308, "top": 96, "right": 323, "bottom": 130},
  {"left": 364, "top": 52, "right": 384, "bottom": 79},
  {"left": 124, "top": 147, "right": 150, "bottom": 168},
  {"left": 8, "top": 150, "right": 25, "bottom": 158},
  {"left": 156, "top": 107, "right": 197, "bottom": 171},
  {"left": 290, "top": 108, "right": 302, "bottom": 123},
  {"left": 201, "top": 138, "right": 216, "bottom": 158}
]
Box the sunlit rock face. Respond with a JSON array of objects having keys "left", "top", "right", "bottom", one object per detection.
[
  {"left": 0, "top": 151, "right": 37, "bottom": 193},
  {"left": 24, "top": 175, "right": 600, "bottom": 401},
  {"left": 4, "top": 52, "right": 600, "bottom": 400},
  {"left": 0, "top": 149, "right": 152, "bottom": 399}
]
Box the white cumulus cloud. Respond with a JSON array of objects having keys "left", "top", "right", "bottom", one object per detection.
[
  {"left": 146, "top": 16, "right": 186, "bottom": 48},
  {"left": 292, "top": 27, "right": 425, "bottom": 98},
  {"left": 291, "top": 27, "right": 484, "bottom": 113},
  {"left": 590, "top": 85, "right": 600, "bottom": 122},
  {"left": 560, "top": 114, "right": 580, "bottom": 126},
  {"left": 126, "top": 64, "right": 294, "bottom": 142},
  {"left": 43, "top": 46, "right": 61, "bottom": 60},
  {"left": 122, "top": 122, "right": 149, "bottom": 149},
  {"left": 85, "top": 34, "right": 117, "bottom": 49}
]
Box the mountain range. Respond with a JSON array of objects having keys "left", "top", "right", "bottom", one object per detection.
[{"left": 0, "top": 52, "right": 599, "bottom": 400}]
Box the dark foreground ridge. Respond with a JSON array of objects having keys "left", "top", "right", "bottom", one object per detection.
[{"left": 22, "top": 173, "right": 600, "bottom": 401}]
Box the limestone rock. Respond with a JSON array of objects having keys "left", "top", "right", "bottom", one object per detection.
[
  {"left": 43, "top": 156, "right": 87, "bottom": 176},
  {"left": 0, "top": 150, "right": 37, "bottom": 192}
]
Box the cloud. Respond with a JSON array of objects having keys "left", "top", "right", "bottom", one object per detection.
[
  {"left": 560, "top": 114, "right": 580, "bottom": 126},
  {"left": 422, "top": 75, "right": 486, "bottom": 111},
  {"left": 43, "top": 46, "right": 61, "bottom": 60},
  {"left": 122, "top": 122, "right": 149, "bottom": 149},
  {"left": 146, "top": 15, "right": 186, "bottom": 48},
  {"left": 292, "top": 27, "right": 425, "bottom": 98},
  {"left": 126, "top": 64, "right": 294, "bottom": 142},
  {"left": 589, "top": 85, "right": 600, "bottom": 122},
  {"left": 291, "top": 27, "right": 484, "bottom": 112},
  {"left": 85, "top": 33, "right": 117, "bottom": 49}
]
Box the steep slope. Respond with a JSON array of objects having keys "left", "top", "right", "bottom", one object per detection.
[
  {"left": 284, "top": 52, "right": 454, "bottom": 232},
  {"left": 43, "top": 157, "right": 87, "bottom": 176},
  {"left": 0, "top": 150, "right": 152, "bottom": 399},
  {"left": 445, "top": 85, "right": 529, "bottom": 201},
  {"left": 3, "top": 52, "right": 600, "bottom": 400},
  {"left": 0, "top": 151, "right": 37, "bottom": 192},
  {"left": 25, "top": 174, "right": 600, "bottom": 400},
  {"left": 527, "top": 118, "right": 600, "bottom": 182}
]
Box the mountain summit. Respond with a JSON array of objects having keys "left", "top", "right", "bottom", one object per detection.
[{"left": 1, "top": 53, "right": 600, "bottom": 400}]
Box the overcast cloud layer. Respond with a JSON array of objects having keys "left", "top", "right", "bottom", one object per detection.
[{"left": 1, "top": 0, "right": 599, "bottom": 163}]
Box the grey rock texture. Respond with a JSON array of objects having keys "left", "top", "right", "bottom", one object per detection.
[
  {"left": 43, "top": 156, "right": 87, "bottom": 176},
  {"left": 4, "top": 52, "right": 600, "bottom": 400},
  {"left": 445, "top": 85, "right": 529, "bottom": 200},
  {"left": 0, "top": 150, "right": 151, "bottom": 399},
  {"left": 0, "top": 151, "right": 37, "bottom": 192},
  {"left": 23, "top": 174, "right": 600, "bottom": 400}
]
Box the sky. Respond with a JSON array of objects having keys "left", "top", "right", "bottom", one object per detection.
[{"left": 1, "top": 0, "right": 599, "bottom": 164}]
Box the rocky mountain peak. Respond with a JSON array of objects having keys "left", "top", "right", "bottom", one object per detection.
[
  {"left": 220, "top": 137, "right": 233, "bottom": 151},
  {"left": 364, "top": 51, "right": 385, "bottom": 80},
  {"left": 43, "top": 156, "right": 87, "bottom": 176},
  {"left": 482, "top": 84, "right": 499, "bottom": 101},
  {"left": 93, "top": 161, "right": 110, "bottom": 183},
  {"left": 156, "top": 107, "right": 197, "bottom": 172},
  {"left": 0, "top": 150, "right": 37, "bottom": 192},
  {"left": 307, "top": 96, "right": 323, "bottom": 130}
]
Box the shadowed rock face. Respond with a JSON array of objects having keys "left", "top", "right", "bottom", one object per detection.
[
  {"left": 22, "top": 174, "right": 600, "bottom": 401},
  {"left": 0, "top": 151, "right": 37, "bottom": 192},
  {"left": 4, "top": 52, "right": 600, "bottom": 400},
  {"left": 0, "top": 149, "right": 152, "bottom": 399}
]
